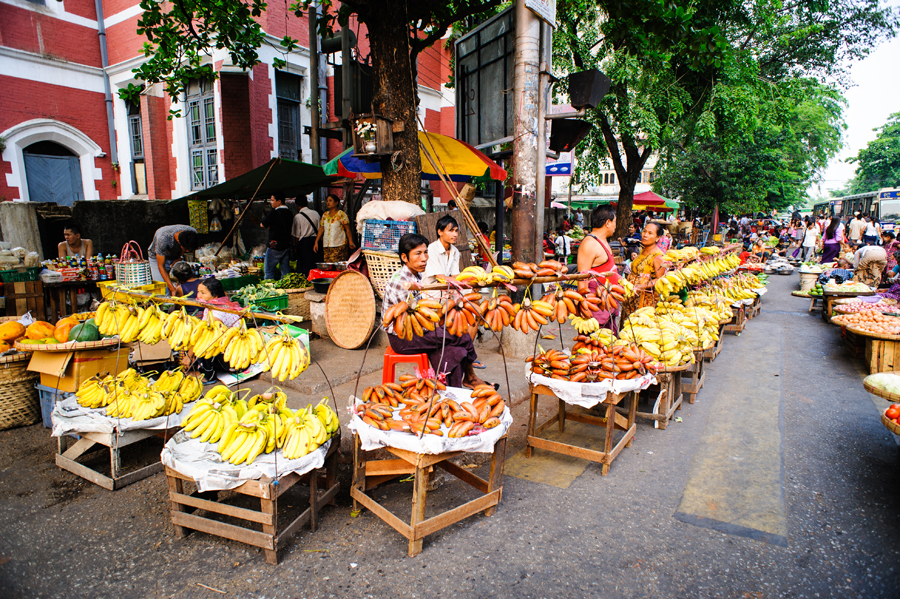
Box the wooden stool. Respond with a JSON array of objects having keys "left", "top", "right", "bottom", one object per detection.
[
  {"left": 57, "top": 428, "right": 170, "bottom": 490},
  {"left": 724, "top": 305, "right": 746, "bottom": 335},
  {"left": 351, "top": 435, "right": 506, "bottom": 557},
  {"left": 632, "top": 365, "right": 686, "bottom": 429},
  {"left": 681, "top": 350, "right": 706, "bottom": 404},
  {"left": 382, "top": 347, "right": 430, "bottom": 385},
  {"left": 166, "top": 437, "right": 340, "bottom": 564},
  {"left": 527, "top": 385, "right": 637, "bottom": 476}
]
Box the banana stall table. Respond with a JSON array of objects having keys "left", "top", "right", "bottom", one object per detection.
[
  {"left": 348, "top": 386, "right": 511, "bottom": 557},
  {"left": 632, "top": 362, "right": 686, "bottom": 430},
  {"left": 162, "top": 432, "right": 340, "bottom": 565},
  {"left": 526, "top": 370, "right": 654, "bottom": 474}
]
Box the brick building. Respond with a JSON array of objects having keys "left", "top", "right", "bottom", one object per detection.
[{"left": 0, "top": 0, "right": 455, "bottom": 204}]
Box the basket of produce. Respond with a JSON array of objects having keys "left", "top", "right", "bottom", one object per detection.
[
  {"left": 864, "top": 372, "right": 900, "bottom": 402},
  {"left": 0, "top": 266, "right": 42, "bottom": 283},
  {"left": 0, "top": 372, "right": 40, "bottom": 430},
  {"left": 363, "top": 250, "right": 402, "bottom": 299},
  {"left": 833, "top": 300, "right": 898, "bottom": 315},
  {"left": 881, "top": 403, "right": 900, "bottom": 435},
  {"left": 229, "top": 281, "right": 288, "bottom": 312},
  {"left": 831, "top": 311, "right": 900, "bottom": 336}
]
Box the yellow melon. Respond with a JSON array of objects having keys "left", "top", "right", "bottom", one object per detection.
[
  {"left": 25, "top": 321, "right": 55, "bottom": 340},
  {"left": 0, "top": 321, "right": 26, "bottom": 343}
]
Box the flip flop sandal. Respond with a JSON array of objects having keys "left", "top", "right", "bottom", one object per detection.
[{"left": 472, "top": 361, "right": 487, "bottom": 369}]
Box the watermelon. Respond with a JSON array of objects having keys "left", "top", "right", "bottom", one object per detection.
[{"left": 68, "top": 323, "right": 101, "bottom": 342}]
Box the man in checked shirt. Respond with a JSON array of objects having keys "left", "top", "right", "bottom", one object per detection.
[{"left": 382, "top": 233, "right": 491, "bottom": 389}]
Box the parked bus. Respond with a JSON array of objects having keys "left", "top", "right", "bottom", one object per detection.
[{"left": 817, "top": 188, "right": 900, "bottom": 228}]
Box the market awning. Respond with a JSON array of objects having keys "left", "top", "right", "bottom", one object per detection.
[
  {"left": 324, "top": 132, "right": 507, "bottom": 182},
  {"left": 633, "top": 190, "right": 679, "bottom": 210},
  {"left": 170, "top": 158, "right": 337, "bottom": 204},
  {"left": 568, "top": 192, "right": 679, "bottom": 212}
]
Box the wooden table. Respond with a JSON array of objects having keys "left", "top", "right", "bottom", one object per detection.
[
  {"left": 682, "top": 349, "right": 706, "bottom": 404},
  {"left": 703, "top": 325, "right": 725, "bottom": 362},
  {"left": 527, "top": 384, "right": 637, "bottom": 475},
  {"left": 57, "top": 427, "right": 171, "bottom": 490},
  {"left": 723, "top": 304, "right": 747, "bottom": 335},
  {"left": 633, "top": 365, "right": 686, "bottom": 430},
  {"left": 166, "top": 438, "right": 340, "bottom": 565},
  {"left": 43, "top": 280, "right": 100, "bottom": 322},
  {"left": 351, "top": 434, "right": 506, "bottom": 557}
]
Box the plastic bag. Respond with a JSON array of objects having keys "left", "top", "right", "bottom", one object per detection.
[{"left": 24, "top": 252, "right": 40, "bottom": 267}]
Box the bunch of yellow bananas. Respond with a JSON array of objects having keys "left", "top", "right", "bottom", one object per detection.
[
  {"left": 221, "top": 321, "right": 265, "bottom": 371},
  {"left": 260, "top": 329, "right": 310, "bottom": 381},
  {"left": 456, "top": 266, "right": 493, "bottom": 286},
  {"left": 571, "top": 315, "right": 600, "bottom": 334},
  {"left": 281, "top": 405, "right": 331, "bottom": 459},
  {"left": 700, "top": 246, "right": 721, "bottom": 255},
  {"left": 190, "top": 311, "right": 229, "bottom": 359},
  {"left": 95, "top": 302, "right": 135, "bottom": 338},
  {"left": 617, "top": 307, "right": 697, "bottom": 367},
  {"left": 491, "top": 265, "right": 515, "bottom": 283},
  {"left": 137, "top": 303, "right": 165, "bottom": 345},
  {"left": 653, "top": 254, "right": 742, "bottom": 297},
  {"left": 663, "top": 247, "right": 700, "bottom": 263},
  {"left": 75, "top": 377, "right": 112, "bottom": 408},
  {"left": 161, "top": 307, "right": 200, "bottom": 351},
  {"left": 182, "top": 387, "right": 243, "bottom": 443}
]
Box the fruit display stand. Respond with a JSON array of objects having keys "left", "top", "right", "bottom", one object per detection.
[
  {"left": 162, "top": 434, "right": 340, "bottom": 565},
  {"left": 846, "top": 326, "right": 900, "bottom": 374},
  {"left": 51, "top": 393, "right": 195, "bottom": 490},
  {"left": 681, "top": 349, "right": 706, "bottom": 404},
  {"left": 633, "top": 362, "right": 687, "bottom": 430},
  {"left": 821, "top": 289, "right": 874, "bottom": 322},
  {"left": 525, "top": 369, "right": 653, "bottom": 473},
  {"left": 723, "top": 302, "right": 747, "bottom": 335},
  {"left": 703, "top": 324, "right": 725, "bottom": 362},
  {"left": 348, "top": 388, "right": 512, "bottom": 557},
  {"left": 791, "top": 290, "right": 823, "bottom": 312}
]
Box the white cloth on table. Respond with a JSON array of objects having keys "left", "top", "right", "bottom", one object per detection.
[
  {"left": 51, "top": 395, "right": 195, "bottom": 437},
  {"left": 526, "top": 366, "right": 656, "bottom": 409},
  {"left": 347, "top": 385, "right": 512, "bottom": 454},
  {"left": 161, "top": 434, "right": 330, "bottom": 492}
]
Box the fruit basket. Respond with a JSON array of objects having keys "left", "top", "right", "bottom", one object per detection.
[
  {"left": 863, "top": 371, "right": 900, "bottom": 402},
  {"left": 881, "top": 411, "right": 900, "bottom": 436}
]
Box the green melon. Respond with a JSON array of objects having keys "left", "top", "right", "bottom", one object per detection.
[{"left": 68, "top": 323, "right": 101, "bottom": 342}]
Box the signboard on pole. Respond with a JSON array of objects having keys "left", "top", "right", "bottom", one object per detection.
[{"left": 525, "top": 0, "right": 556, "bottom": 27}]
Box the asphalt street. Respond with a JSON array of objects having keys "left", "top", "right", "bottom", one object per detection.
[{"left": 1, "top": 272, "right": 899, "bottom": 598}]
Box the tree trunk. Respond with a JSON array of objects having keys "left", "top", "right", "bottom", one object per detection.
[{"left": 366, "top": 4, "right": 421, "bottom": 204}]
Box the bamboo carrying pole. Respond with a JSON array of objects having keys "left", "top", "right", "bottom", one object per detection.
[
  {"left": 214, "top": 158, "right": 280, "bottom": 256},
  {"left": 111, "top": 288, "right": 302, "bottom": 326},
  {"left": 415, "top": 115, "right": 498, "bottom": 268},
  {"left": 413, "top": 270, "right": 617, "bottom": 291}
]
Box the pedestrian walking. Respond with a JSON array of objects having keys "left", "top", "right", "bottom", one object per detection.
[
  {"left": 314, "top": 194, "right": 355, "bottom": 262},
  {"left": 291, "top": 194, "right": 321, "bottom": 277}
]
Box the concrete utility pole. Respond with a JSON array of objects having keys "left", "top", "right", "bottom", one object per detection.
[{"left": 511, "top": 0, "right": 547, "bottom": 264}]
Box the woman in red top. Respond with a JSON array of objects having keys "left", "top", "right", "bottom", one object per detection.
[{"left": 577, "top": 205, "right": 620, "bottom": 329}]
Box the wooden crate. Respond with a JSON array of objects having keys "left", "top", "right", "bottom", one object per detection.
[
  {"left": 5, "top": 280, "right": 44, "bottom": 319},
  {"left": 351, "top": 435, "right": 506, "bottom": 557},
  {"left": 56, "top": 427, "right": 172, "bottom": 490},
  {"left": 866, "top": 338, "right": 900, "bottom": 374},
  {"left": 166, "top": 439, "right": 340, "bottom": 565},
  {"left": 527, "top": 384, "right": 637, "bottom": 476}
]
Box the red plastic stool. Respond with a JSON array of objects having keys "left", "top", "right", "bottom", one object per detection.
[{"left": 382, "top": 347, "right": 430, "bottom": 385}]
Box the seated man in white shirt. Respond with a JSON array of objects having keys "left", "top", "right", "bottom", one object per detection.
[{"left": 422, "top": 215, "right": 486, "bottom": 369}]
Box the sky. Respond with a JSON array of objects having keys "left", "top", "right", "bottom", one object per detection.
[{"left": 812, "top": 0, "right": 900, "bottom": 198}]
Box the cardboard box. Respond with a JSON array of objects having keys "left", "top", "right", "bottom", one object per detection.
[
  {"left": 27, "top": 347, "right": 131, "bottom": 392},
  {"left": 131, "top": 340, "right": 173, "bottom": 365}
]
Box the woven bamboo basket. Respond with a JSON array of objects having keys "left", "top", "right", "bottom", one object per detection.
[
  {"left": 0, "top": 351, "right": 40, "bottom": 429},
  {"left": 863, "top": 372, "right": 900, "bottom": 402},
  {"left": 284, "top": 287, "right": 313, "bottom": 320},
  {"left": 363, "top": 250, "right": 402, "bottom": 299},
  {"left": 325, "top": 271, "right": 376, "bottom": 350},
  {"left": 881, "top": 412, "right": 900, "bottom": 436}
]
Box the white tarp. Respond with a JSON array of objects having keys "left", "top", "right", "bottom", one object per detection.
[
  {"left": 51, "top": 395, "right": 195, "bottom": 437},
  {"left": 347, "top": 385, "right": 512, "bottom": 454},
  {"left": 160, "top": 433, "right": 331, "bottom": 492},
  {"left": 526, "top": 366, "right": 656, "bottom": 409}
]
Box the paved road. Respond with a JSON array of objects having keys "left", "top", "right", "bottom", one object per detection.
[{"left": 1, "top": 272, "right": 899, "bottom": 598}]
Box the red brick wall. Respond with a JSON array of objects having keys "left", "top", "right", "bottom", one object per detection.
[
  {"left": 219, "top": 73, "right": 253, "bottom": 179},
  {"left": 67, "top": 0, "right": 99, "bottom": 20},
  {"left": 0, "top": 75, "right": 115, "bottom": 201},
  {"left": 102, "top": 0, "right": 140, "bottom": 17},
  {"left": 141, "top": 94, "right": 173, "bottom": 200},
  {"left": 106, "top": 15, "right": 144, "bottom": 66},
  {"left": 0, "top": 5, "right": 101, "bottom": 66},
  {"left": 249, "top": 63, "right": 273, "bottom": 168}
]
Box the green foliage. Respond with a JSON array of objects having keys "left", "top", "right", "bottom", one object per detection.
[
  {"left": 133, "top": 0, "right": 269, "bottom": 111},
  {"left": 655, "top": 80, "right": 846, "bottom": 214},
  {"left": 844, "top": 112, "right": 900, "bottom": 192}
]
